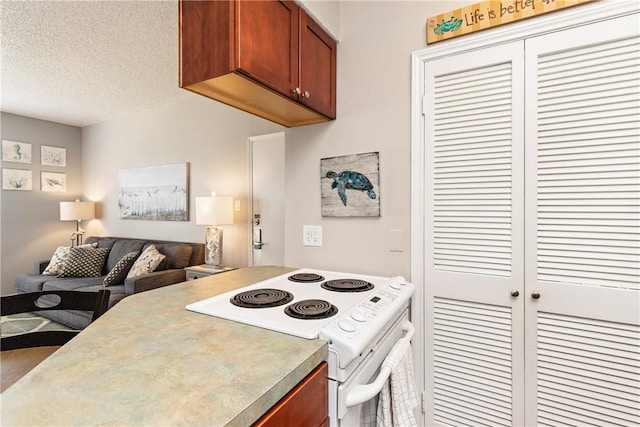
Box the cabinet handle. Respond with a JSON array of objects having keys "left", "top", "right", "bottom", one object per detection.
[
  {"left": 293, "top": 88, "right": 310, "bottom": 98},
  {"left": 531, "top": 292, "right": 541, "bottom": 300},
  {"left": 511, "top": 290, "right": 520, "bottom": 297}
]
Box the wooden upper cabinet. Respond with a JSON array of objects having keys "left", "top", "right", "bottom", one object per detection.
[
  {"left": 179, "top": 0, "right": 337, "bottom": 127},
  {"left": 236, "top": 1, "right": 299, "bottom": 100},
  {"left": 299, "top": 9, "right": 336, "bottom": 119}
]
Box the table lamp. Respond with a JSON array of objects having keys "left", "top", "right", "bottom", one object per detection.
[
  {"left": 60, "top": 200, "right": 95, "bottom": 246},
  {"left": 195, "top": 194, "right": 234, "bottom": 267}
]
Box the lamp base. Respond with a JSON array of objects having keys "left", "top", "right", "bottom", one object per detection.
[{"left": 204, "top": 226, "right": 223, "bottom": 266}]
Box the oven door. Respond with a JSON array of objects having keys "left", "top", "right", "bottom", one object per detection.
[{"left": 332, "top": 311, "right": 414, "bottom": 426}]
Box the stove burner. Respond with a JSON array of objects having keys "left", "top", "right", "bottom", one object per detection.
[
  {"left": 230, "top": 288, "right": 294, "bottom": 308},
  {"left": 288, "top": 273, "right": 325, "bottom": 283},
  {"left": 285, "top": 299, "right": 338, "bottom": 320},
  {"left": 322, "top": 279, "right": 374, "bottom": 293}
]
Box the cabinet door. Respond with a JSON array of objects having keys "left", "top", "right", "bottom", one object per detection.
[
  {"left": 299, "top": 10, "right": 337, "bottom": 119},
  {"left": 423, "top": 41, "right": 526, "bottom": 426},
  {"left": 524, "top": 14, "right": 640, "bottom": 426},
  {"left": 253, "top": 362, "right": 328, "bottom": 427},
  {"left": 236, "top": 0, "right": 299, "bottom": 100}
]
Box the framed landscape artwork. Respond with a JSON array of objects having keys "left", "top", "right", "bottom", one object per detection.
[
  {"left": 118, "top": 163, "right": 189, "bottom": 221},
  {"left": 321, "top": 152, "right": 380, "bottom": 217}
]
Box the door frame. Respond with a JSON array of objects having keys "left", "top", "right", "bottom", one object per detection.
[
  {"left": 248, "top": 131, "right": 286, "bottom": 266},
  {"left": 410, "top": 2, "right": 638, "bottom": 424}
]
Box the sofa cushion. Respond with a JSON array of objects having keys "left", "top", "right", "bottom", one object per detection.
[
  {"left": 104, "top": 251, "right": 139, "bottom": 287},
  {"left": 42, "top": 243, "right": 97, "bottom": 276},
  {"left": 127, "top": 245, "right": 165, "bottom": 278},
  {"left": 58, "top": 247, "right": 110, "bottom": 278},
  {"left": 145, "top": 243, "right": 193, "bottom": 270},
  {"left": 15, "top": 274, "right": 51, "bottom": 293},
  {"left": 38, "top": 284, "right": 126, "bottom": 329},
  {"left": 104, "top": 240, "right": 146, "bottom": 272},
  {"left": 42, "top": 276, "right": 106, "bottom": 291}
]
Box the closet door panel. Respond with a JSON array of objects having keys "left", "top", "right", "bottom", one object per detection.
[
  {"left": 524, "top": 13, "right": 640, "bottom": 426},
  {"left": 424, "top": 41, "right": 525, "bottom": 426}
]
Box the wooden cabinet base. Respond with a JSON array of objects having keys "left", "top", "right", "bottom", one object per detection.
[
  {"left": 184, "top": 73, "right": 330, "bottom": 128},
  {"left": 253, "top": 362, "right": 329, "bottom": 427}
]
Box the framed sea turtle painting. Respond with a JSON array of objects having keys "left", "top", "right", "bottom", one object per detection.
[{"left": 321, "top": 152, "right": 380, "bottom": 217}]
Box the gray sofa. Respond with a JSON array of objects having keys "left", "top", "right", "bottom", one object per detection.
[{"left": 15, "top": 236, "right": 205, "bottom": 329}]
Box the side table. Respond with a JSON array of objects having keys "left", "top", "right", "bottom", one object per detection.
[{"left": 185, "top": 265, "right": 236, "bottom": 280}]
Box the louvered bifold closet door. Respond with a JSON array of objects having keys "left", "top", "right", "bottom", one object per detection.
[
  {"left": 424, "top": 41, "right": 525, "bottom": 426},
  {"left": 524, "top": 14, "right": 640, "bottom": 426}
]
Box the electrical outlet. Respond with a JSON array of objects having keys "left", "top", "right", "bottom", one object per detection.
[{"left": 303, "top": 225, "right": 322, "bottom": 246}]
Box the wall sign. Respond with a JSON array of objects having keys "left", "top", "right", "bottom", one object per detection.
[{"left": 426, "top": 0, "right": 592, "bottom": 44}]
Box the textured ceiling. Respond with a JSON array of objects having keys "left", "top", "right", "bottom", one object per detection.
[{"left": 1, "top": 0, "right": 189, "bottom": 127}]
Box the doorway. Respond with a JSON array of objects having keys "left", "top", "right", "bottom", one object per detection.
[{"left": 249, "top": 132, "right": 285, "bottom": 266}]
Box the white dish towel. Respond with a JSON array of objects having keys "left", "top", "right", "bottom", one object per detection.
[{"left": 376, "top": 338, "right": 420, "bottom": 427}]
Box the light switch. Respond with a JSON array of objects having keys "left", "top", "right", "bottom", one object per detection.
[{"left": 389, "top": 229, "right": 404, "bottom": 252}]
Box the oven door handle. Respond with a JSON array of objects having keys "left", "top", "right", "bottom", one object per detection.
[{"left": 344, "top": 321, "right": 415, "bottom": 408}]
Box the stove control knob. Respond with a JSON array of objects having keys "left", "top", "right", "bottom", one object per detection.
[
  {"left": 389, "top": 276, "right": 406, "bottom": 290},
  {"left": 350, "top": 309, "right": 367, "bottom": 322},
  {"left": 338, "top": 320, "right": 356, "bottom": 332}
]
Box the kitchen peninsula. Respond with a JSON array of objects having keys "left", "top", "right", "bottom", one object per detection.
[{"left": 0, "top": 266, "right": 328, "bottom": 426}]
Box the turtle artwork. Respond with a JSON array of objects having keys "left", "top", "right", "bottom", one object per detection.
[
  {"left": 326, "top": 170, "right": 376, "bottom": 206},
  {"left": 321, "top": 151, "right": 380, "bottom": 217}
]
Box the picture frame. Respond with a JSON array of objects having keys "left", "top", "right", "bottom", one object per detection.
[
  {"left": 321, "top": 152, "right": 380, "bottom": 217},
  {"left": 41, "top": 172, "right": 67, "bottom": 192},
  {"left": 41, "top": 145, "right": 67, "bottom": 167},
  {"left": 118, "top": 162, "right": 189, "bottom": 221},
  {"left": 2, "top": 168, "right": 32, "bottom": 191},
  {"left": 2, "top": 140, "right": 32, "bottom": 164}
]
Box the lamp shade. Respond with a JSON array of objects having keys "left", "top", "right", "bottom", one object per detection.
[
  {"left": 60, "top": 201, "right": 95, "bottom": 221},
  {"left": 195, "top": 196, "right": 234, "bottom": 225}
]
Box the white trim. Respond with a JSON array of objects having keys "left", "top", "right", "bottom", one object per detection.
[{"left": 409, "top": 47, "right": 427, "bottom": 425}]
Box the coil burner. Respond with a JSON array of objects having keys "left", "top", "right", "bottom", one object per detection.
[
  {"left": 230, "top": 288, "right": 294, "bottom": 308},
  {"left": 285, "top": 299, "right": 338, "bottom": 320},
  {"left": 288, "top": 273, "right": 325, "bottom": 283},
  {"left": 321, "top": 279, "right": 375, "bottom": 293}
]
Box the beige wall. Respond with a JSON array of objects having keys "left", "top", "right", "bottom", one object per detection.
[
  {"left": 81, "top": 93, "right": 282, "bottom": 268},
  {"left": 284, "top": 1, "right": 461, "bottom": 278}
]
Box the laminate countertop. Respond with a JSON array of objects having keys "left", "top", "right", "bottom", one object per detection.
[{"left": 0, "top": 266, "right": 328, "bottom": 426}]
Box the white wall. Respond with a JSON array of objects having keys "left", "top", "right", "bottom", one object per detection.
[
  {"left": 284, "top": 1, "right": 463, "bottom": 278},
  {"left": 81, "top": 93, "right": 282, "bottom": 268}
]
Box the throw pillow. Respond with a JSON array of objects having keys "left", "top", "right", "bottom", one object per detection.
[
  {"left": 58, "top": 247, "right": 110, "bottom": 278},
  {"left": 42, "top": 243, "right": 97, "bottom": 276},
  {"left": 126, "top": 245, "right": 165, "bottom": 279},
  {"left": 103, "top": 251, "right": 140, "bottom": 287}
]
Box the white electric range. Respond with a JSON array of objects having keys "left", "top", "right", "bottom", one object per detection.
[{"left": 185, "top": 268, "right": 416, "bottom": 426}]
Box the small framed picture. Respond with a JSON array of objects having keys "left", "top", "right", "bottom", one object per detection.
[
  {"left": 321, "top": 152, "right": 380, "bottom": 217},
  {"left": 2, "top": 168, "right": 32, "bottom": 190},
  {"left": 41, "top": 172, "right": 67, "bottom": 192},
  {"left": 41, "top": 145, "right": 66, "bottom": 167},
  {"left": 2, "top": 140, "right": 32, "bottom": 164}
]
